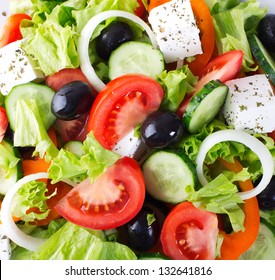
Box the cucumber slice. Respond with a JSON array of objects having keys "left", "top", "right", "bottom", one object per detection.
[
  {"left": 5, "top": 82, "right": 56, "bottom": 131},
  {"left": 63, "top": 141, "right": 85, "bottom": 157},
  {"left": 142, "top": 149, "right": 196, "bottom": 203},
  {"left": 239, "top": 221, "right": 275, "bottom": 260},
  {"left": 249, "top": 34, "right": 275, "bottom": 85},
  {"left": 182, "top": 80, "right": 228, "bottom": 134},
  {"left": 0, "top": 139, "right": 23, "bottom": 195},
  {"left": 108, "top": 41, "right": 165, "bottom": 80}
]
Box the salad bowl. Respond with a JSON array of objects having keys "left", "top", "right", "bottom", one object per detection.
[{"left": 1, "top": 0, "right": 275, "bottom": 261}]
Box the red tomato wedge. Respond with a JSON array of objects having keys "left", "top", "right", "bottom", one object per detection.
[
  {"left": 160, "top": 202, "right": 218, "bottom": 260},
  {"left": 45, "top": 68, "right": 97, "bottom": 93},
  {"left": 55, "top": 157, "right": 145, "bottom": 230},
  {"left": 0, "top": 13, "right": 31, "bottom": 48},
  {"left": 195, "top": 50, "right": 244, "bottom": 91},
  {"left": 134, "top": 0, "right": 147, "bottom": 18},
  {"left": 0, "top": 107, "right": 8, "bottom": 142},
  {"left": 45, "top": 68, "right": 96, "bottom": 143},
  {"left": 87, "top": 74, "right": 164, "bottom": 149},
  {"left": 177, "top": 50, "right": 244, "bottom": 117}
]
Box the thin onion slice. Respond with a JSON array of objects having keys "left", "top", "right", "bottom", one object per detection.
[
  {"left": 195, "top": 129, "right": 274, "bottom": 200},
  {"left": 78, "top": 10, "right": 158, "bottom": 92},
  {"left": 1, "top": 173, "right": 76, "bottom": 252}
]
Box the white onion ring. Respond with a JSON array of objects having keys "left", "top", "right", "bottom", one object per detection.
[
  {"left": 195, "top": 129, "right": 274, "bottom": 200},
  {"left": 78, "top": 10, "right": 158, "bottom": 92},
  {"left": 1, "top": 173, "right": 76, "bottom": 252}
]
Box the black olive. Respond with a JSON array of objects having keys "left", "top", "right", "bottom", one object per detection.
[
  {"left": 96, "top": 21, "right": 133, "bottom": 60},
  {"left": 257, "top": 176, "right": 275, "bottom": 210},
  {"left": 124, "top": 206, "right": 161, "bottom": 252},
  {"left": 51, "top": 81, "right": 94, "bottom": 121},
  {"left": 257, "top": 14, "right": 275, "bottom": 53},
  {"left": 118, "top": 198, "right": 168, "bottom": 252},
  {"left": 141, "top": 111, "right": 185, "bottom": 148}
]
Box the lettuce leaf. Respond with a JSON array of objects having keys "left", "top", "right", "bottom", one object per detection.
[
  {"left": 48, "top": 132, "right": 120, "bottom": 183},
  {"left": 187, "top": 173, "right": 245, "bottom": 232},
  {"left": 27, "top": 222, "right": 137, "bottom": 260},
  {"left": 178, "top": 119, "right": 275, "bottom": 182},
  {"left": 0, "top": 142, "right": 20, "bottom": 177},
  {"left": 21, "top": 4, "right": 79, "bottom": 75},
  {"left": 158, "top": 66, "right": 198, "bottom": 112},
  {"left": 13, "top": 99, "right": 59, "bottom": 160},
  {"left": 19, "top": 0, "right": 140, "bottom": 76},
  {"left": 210, "top": 0, "right": 267, "bottom": 72},
  {"left": 11, "top": 180, "right": 54, "bottom": 222},
  {"left": 73, "top": 0, "right": 139, "bottom": 33}
]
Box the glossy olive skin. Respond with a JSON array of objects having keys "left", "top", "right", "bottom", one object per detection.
[
  {"left": 258, "top": 14, "right": 275, "bottom": 53},
  {"left": 257, "top": 176, "right": 275, "bottom": 210},
  {"left": 119, "top": 198, "right": 168, "bottom": 252},
  {"left": 51, "top": 81, "right": 94, "bottom": 121},
  {"left": 141, "top": 111, "right": 185, "bottom": 148},
  {"left": 96, "top": 21, "right": 133, "bottom": 60}
]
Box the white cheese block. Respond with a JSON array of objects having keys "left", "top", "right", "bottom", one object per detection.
[
  {"left": 112, "top": 129, "right": 149, "bottom": 161},
  {"left": 223, "top": 74, "right": 275, "bottom": 133},
  {"left": 148, "top": 0, "right": 202, "bottom": 63},
  {"left": 0, "top": 224, "right": 11, "bottom": 260},
  {"left": 0, "top": 39, "right": 44, "bottom": 96}
]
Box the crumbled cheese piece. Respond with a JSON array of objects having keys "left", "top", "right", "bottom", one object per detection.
[
  {"left": 223, "top": 74, "right": 275, "bottom": 133},
  {"left": 0, "top": 39, "right": 44, "bottom": 96},
  {"left": 0, "top": 224, "right": 11, "bottom": 260},
  {"left": 148, "top": 0, "right": 202, "bottom": 63}
]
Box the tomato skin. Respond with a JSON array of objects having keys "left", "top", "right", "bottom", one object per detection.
[
  {"left": 160, "top": 202, "right": 218, "bottom": 260},
  {"left": 177, "top": 50, "right": 244, "bottom": 117},
  {"left": 55, "top": 157, "right": 145, "bottom": 230},
  {"left": 135, "top": 0, "right": 147, "bottom": 18},
  {"left": 87, "top": 74, "right": 164, "bottom": 149},
  {"left": 45, "top": 68, "right": 97, "bottom": 144},
  {"left": 0, "top": 107, "right": 8, "bottom": 142},
  {"left": 195, "top": 50, "right": 244, "bottom": 91},
  {"left": 45, "top": 68, "right": 97, "bottom": 94},
  {"left": 0, "top": 13, "right": 31, "bottom": 48}
]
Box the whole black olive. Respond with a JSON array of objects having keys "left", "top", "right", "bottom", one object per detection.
[
  {"left": 257, "top": 14, "right": 275, "bottom": 53},
  {"left": 51, "top": 81, "right": 94, "bottom": 120},
  {"left": 257, "top": 176, "right": 275, "bottom": 210},
  {"left": 124, "top": 206, "right": 161, "bottom": 252},
  {"left": 96, "top": 21, "right": 133, "bottom": 60},
  {"left": 141, "top": 111, "right": 185, "bottom": 148}
]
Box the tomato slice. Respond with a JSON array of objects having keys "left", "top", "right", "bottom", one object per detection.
[
  {"left": 54, "top": 113, "right": 89, "bottom": 143},
  {"left": 0, "top": 107, "right": 8, "bottom": 142},
  {"left": 45, "top": 68, "right": 97, "bottom": 143},
  {"left": 195, "top": 50, "right": 244, "bottom": 91},
  {"left": 160, "top": 202, "right": 218, "bottom": 260},
  {"left": 177, "top": 50, "right": 244, "bottom": 117},
  {"left": 0, "top": 13, "right": 31, "bottom": 48},
  {"left": 134, "top": 0, "right": 147, "bottom": 18},
  {"left": 55, "top": 157, "right": 145, "bottom": 230},
  {"left": 87, "top": 74, "right": 164, "bottom": 149},
  {"left": 45, "top": 68, "right": 97, "bottom": 93}
]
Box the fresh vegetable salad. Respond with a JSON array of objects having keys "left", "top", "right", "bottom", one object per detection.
[{"left": 0, "top": 0, "right": 275, "bottom": 260}]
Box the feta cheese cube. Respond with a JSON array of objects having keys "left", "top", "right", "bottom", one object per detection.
[
  {"left": 223, "top": 74, "right": 275, "bottom": 133},
  {"left": 0, "top": 39, "right": 44, "bottom": 96},
  {"left": 148, "top": 0, "right": 202, "bottom": 63}
]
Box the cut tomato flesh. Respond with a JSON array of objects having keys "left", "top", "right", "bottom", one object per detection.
[{"left": 55, "top": 157, "right": 145, "bottom": 230}]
